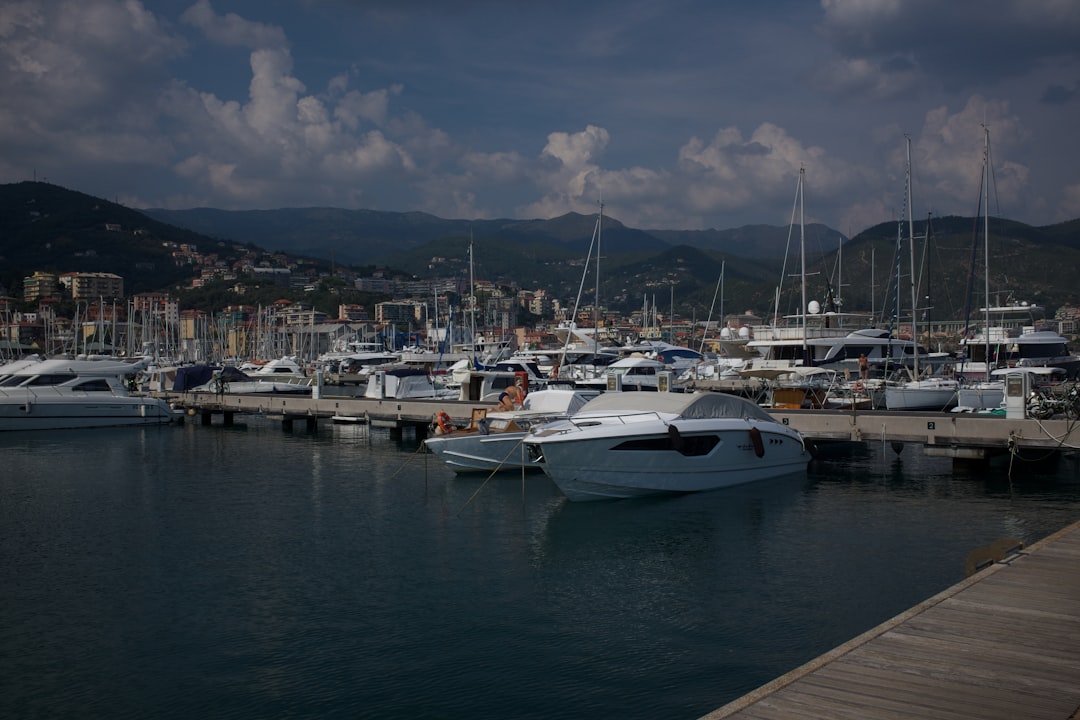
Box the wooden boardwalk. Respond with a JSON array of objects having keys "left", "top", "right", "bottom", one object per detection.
[{"left": 700, "top": 520, "right": 1080, "bottom": 720}]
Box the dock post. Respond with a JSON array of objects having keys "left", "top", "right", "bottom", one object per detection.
[
  {"left": 223, "top": 411, "right": 234, "bottom": 426},
  {"left": 306, "top": 416, "right": 318, "bottom": 433},
  {"left": 201, "top": 410, "right": 213, "bottom": 426}
]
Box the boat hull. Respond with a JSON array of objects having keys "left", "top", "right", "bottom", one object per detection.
[
  {"left": 0, "top": 396, "right": 178, "bottom": 431},
  {"left": 528, "top": 420, "right": 809, "bottom": 501},
  {"left": 425, "top": 431, "right": 536, "bottom": 473},
  {"left": 884, "top": 381, "right": 958, "bottom": 410}
]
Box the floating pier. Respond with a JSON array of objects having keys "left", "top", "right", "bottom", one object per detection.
[{"left": 701, "top": 519, "right": 1080, "bottom": 719}]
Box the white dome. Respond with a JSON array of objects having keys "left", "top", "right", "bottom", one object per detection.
[{"left": 808, "top": 300, "right": 821, "bottom": 315}]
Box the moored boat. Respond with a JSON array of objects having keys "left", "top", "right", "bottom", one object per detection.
[
  {"left": 524, "top": 391, "right": 810, "bottom": 501},
  {"left": 424, "top": 387, "right": 599, "bottom": 473},
  {"left": 0, "top": 356, "right": 180, "bottom": 431}
]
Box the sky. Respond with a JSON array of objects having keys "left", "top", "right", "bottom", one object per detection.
[{"left": 3, "top": 0, "right": 1080, "bottom": 234}]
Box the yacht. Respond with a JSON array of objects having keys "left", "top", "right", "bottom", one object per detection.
[
  {"left": 182, "top": 357, "right": 314, "bottom": 394},
  {"left": 0, "top": 356, "right": 179, "bottom": 431},
  {"left": 958, "top": 306, "right": 1080, "bottom": 380},
  {"left": 574, "top": 355, "right": 674, "bottom": 392},
  {"left": 424, "top": 388, "right": 599, "bottom": 473},
  {"left": 524, "top": 391, "right": 810, "bottom": 501}
]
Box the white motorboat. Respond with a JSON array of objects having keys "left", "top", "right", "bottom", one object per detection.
[
  {"left": 184, "top": 358, "right": 314, "bottom": 394},
  {"left": 574, "top": 355, "right": 674, "bottom": 392},
  {"left": 424, "top": 388, "right": 599, "bottom": 473},
  {"left": 524, "top": 391, "right": 810, "bottom": 501},
  {"left": 0, "top": 356, "right": 179, "bottom": 431},
  {"left": 364, "top": 366, "right": 457, "bottom": 399}
]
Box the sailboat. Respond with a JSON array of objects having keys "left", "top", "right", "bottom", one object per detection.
[
  {"left": 884, "top": 136, "right": 958, "bottom": 410},
  {"left": 738, "top": 169, "right": 922, "bottom": 382},
  {"left": 953, "top": 127, "right": 1080, "bottom": 411}
]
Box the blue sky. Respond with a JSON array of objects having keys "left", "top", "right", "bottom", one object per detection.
[{"left": 3, "top": 0, "right": 1080, "bottom": 233}]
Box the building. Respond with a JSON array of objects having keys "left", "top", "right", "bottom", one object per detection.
[
  {"left": 61, "top": 272, "right": 125, "bottom": 300},
  {"left": 375, "top": 301, "right": 420, "bottom": 325},
  {"left": 22, "top": 271, "right": 59, "bottom": 303}
]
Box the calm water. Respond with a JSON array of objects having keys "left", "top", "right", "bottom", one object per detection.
[{"left": 2, "top": 418, "right": 1079, "bottom": 719}]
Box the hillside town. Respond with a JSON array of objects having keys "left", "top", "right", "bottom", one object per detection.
[{"left": 3, "top": 226, "right": 1080, "bottom": 367}]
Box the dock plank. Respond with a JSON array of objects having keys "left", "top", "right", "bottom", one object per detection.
[{"left": 701, "top": 520, "right": 1080, "bottom": 720}]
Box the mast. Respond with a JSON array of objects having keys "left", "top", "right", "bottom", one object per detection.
[
  {"left": 700, "top": 260, "right": 724, "bottom": 355},
  {"left": 982, "top": 125, "right": 991, "bottom": 381},
  {"left": 906, "top": 135, "right": 918, "bottom": 380},
  {"left": 469, "top": 230, "right": 476, "bottom": 345},
  {"left": 593, "top": 200, "right": 602, "bottom": 358},
  {"left": 799, "top": 167, "right": 807, "bottom": 362}
]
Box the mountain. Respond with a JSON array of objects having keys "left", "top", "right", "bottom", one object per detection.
[
  {"left": 649, "top": 223, "right": 843, "bottom": 258},
  {"left": 141, "top": 207, "right": 670, "bottom": 266},
  {"left": 0, "top": 182, "right": 227, "bottom": 295},
  {"left": 4, "top": 182, "right": 1080, "bottom": 325}
]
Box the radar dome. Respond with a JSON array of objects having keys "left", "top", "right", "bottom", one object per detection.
[{"left": 808, "top": 300, "right": 821, "bottom": 315}]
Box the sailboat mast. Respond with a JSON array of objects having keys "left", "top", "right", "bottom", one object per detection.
[
  {"left": 700, "top": 260, "right": 724, "bottom": 355},
  {"left": 906, "top": 135, "right": 918, "bottom": 379},
  {"left": 982, "top": 125, "right": 991, "bottom": 381},
  {"left": 469, "top": 231, "right": 476, "bottom": 343},
  {"left": 593, "top": 201, "right": 602, "bottom": 357},
  {"left": 799, "top": 167, "right": 807, "bottom": 362}
]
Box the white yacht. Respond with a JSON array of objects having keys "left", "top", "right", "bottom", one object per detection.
[
  {"left": 574, "top": 355, "right": 673, "bottom": 392},
  {"left": 958, "top": 306, "right": 1080, "bottom": 380},
  {"left": 524, "top": 392, "right": 810, "bottom": 501},
  {"left": 424, "top": 388, "right": 599, "bottom": 473},
  {"left": 0, "top": 356, "right": 179, "bottom": 431}
]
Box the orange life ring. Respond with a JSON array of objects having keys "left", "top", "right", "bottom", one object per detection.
[{"left": 436, "top": 411, "right": 453, "bottom": 434}]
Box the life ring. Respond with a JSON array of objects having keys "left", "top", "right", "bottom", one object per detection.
[
  {"left": 435, "top": 411, "right": 453, "bottom": 434},
  {"left": 749, "top": 426, "right": 765, "bottom": 458}
]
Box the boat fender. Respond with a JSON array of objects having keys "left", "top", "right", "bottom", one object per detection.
[
  {"left": 435, "top": 411, "right": 453, "bottom": 435},
  {"left": 749, "top": 426, "right": 765, "bottom": 458},
  {"left": 667, "top": 423, "right": 686, "bottom": 453}
]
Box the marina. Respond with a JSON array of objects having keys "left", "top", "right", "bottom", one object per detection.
[{"left": 2, "top": 416, "right": 1078, "bottom": 719}]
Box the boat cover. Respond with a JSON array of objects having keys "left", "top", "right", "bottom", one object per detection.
[{"left": 573, "top": 391, "right": 777, "bottom": 423}]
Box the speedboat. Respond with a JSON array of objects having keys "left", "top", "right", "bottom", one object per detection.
[
  {"left": 0, "top": 356, "right": 179, "bottom": 431},
  {"left": 524, "top": 391, "right": 810, "bottom": 501},
  {"left": 424, "top": 388, "right": 599, "bottom": 473}
]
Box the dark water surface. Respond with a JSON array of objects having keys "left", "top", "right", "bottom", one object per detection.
[{"left": 2, "top": 419, "right": 1078, "bottom": 719}]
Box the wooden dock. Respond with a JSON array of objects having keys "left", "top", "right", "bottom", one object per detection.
[{"left": 700, "top": 520, "right": 1080, "bottom": 720}]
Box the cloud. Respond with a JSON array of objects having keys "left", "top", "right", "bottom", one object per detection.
[
  {"left": 818, "top": 0, "right": 1080, "bottom": 97},
  {"left": 181, "top": 0, "right": 287, "bottom": 50},
  {"left": 1061, "top": 184, "right": 1080, "bottom": 219}
]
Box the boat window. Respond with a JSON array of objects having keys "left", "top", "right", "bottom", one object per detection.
[
  {"left": 613, "top": 435, "right": 719, "bottom": 456},
  {"left": 24, "top": 373, "right": 78, "bottom": 386},
  {"left": 73, "top": 379, "right": 113, "bottom": 392}
]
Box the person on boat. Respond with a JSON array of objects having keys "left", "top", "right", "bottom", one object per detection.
[
  {"left": 497, "top": 384, "right": 524, "bottom": 411},
  {"left": 858, "top": 354, "right": 870, "bottom": 381}
]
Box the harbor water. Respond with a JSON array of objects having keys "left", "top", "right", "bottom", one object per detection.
[{"left": 2, "top": 418, "right": 1079, "bottom": 719}]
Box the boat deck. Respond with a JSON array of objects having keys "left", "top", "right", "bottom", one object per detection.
[{"left": 700, "top": 520, "right": 1080, "bottom": 719}]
